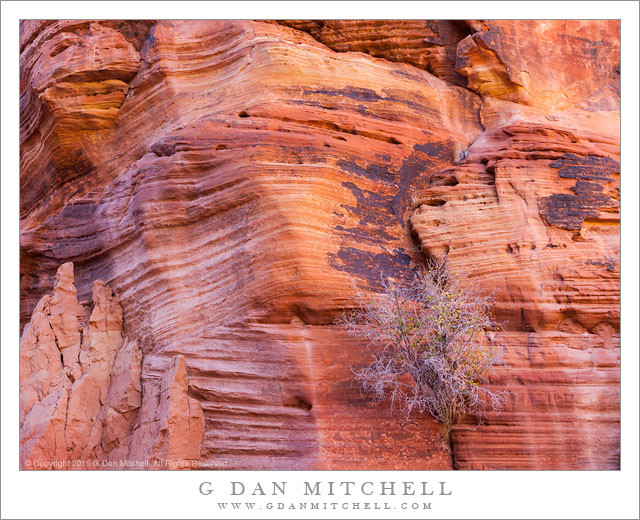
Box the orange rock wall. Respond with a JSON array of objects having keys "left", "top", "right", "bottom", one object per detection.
[{"left": 20, "top": 19, "right": 619, "bottom": 469}]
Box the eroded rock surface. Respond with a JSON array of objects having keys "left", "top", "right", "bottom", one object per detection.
[
  {"left": 20, "top": 262, "right": 203, "bottom": 469},
  {"left": 410, "top": 20, "right": 620, "bottom": 469},
  {"left": 20, "top": 20, "right": 619, "bottom": 469}
]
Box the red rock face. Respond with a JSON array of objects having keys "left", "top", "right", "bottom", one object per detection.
[{"left": 20, "top": 20, "right": 619, "bottom": 470}]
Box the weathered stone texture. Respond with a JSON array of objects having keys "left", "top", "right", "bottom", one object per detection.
[
  {"left": 20, "top": 263, "right": 203, "bottom": 469},
  {"left": 20, "top": 19, "right": 619, "bottom": 469}
]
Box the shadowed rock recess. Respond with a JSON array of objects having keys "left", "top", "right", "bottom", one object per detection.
[{"left": 20, "top": 20, "right": 619, "bottom": 470}]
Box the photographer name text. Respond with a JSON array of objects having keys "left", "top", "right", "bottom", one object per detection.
[{"left": 199, "top": 480, "right": 452, "bottom": 497}]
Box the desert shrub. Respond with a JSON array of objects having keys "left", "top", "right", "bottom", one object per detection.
[{"left": 338, "top": 257, "right": 505, "bottom": 443}]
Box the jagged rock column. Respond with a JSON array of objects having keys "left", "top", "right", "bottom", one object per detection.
[{"left": 19, "top": 262, "right": 204, "bottom": 469}]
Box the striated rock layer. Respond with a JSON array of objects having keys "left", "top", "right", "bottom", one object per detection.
[{"left": 20, "top": 19, "right": 619, "bottom": 469}]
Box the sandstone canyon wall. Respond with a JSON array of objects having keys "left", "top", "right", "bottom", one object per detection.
[{"left": 20, "top": 20, "right": 620, "bottom": 469}]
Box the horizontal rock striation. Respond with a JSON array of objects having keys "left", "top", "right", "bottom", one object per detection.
[
  {"left": 20, "top": 19, "right": 619, "bottom": 469},
  {"left": 410, "top": 20, "right": 620, "bottom": 469},
  {"left": 278, "top": 20, "right": 471, "bottom": 86}
]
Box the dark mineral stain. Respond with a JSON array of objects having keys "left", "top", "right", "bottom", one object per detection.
[
  {"left": 330, "top": 142, "right": 450, "bottom": 286},
  {"left": 62, "top": 202, "right": 96, "bottom": 219},
  {"left": 341, "top": 181, "right": 392, "bottom": 210},
  {"left": 585, "top": 256, "right": 617, "bottom": 272},
  {"left": 392, "top": 141, "right": 449, "bottom": 224},
  {"left": 303, "top": 87, "right": 382, "bottom": 103},
  {"left": 538, "top": 180, "right": 613, "bottom": 230},
  {"left": 334, "top": 225, "right": 395, "bottom": 243},
  {"left": 334, "top": 180, "right": 404, "bottom": 270},
  {"left": 392, "top": 69, "right": 418, "bottom": 81},
  {"left": 549, "top": 153, "right": 619, "bottom": 181},
  {"left": 339, "top": 181, "right": 396, "bottom": 235},
  {"left": 539, "top": 154, "right": 619, "bottom": 230},
  {"left": 144, "top": 25, "right": 155, "bottom": 50},
  {"left": 289, "top": 99, "right": 336, "bottom": 110},
  {"left": 303, "top": 86, "right": 429, "bottom": 113},
  {"left": 413, "top": 142, "right": 448, "bottom": 157},
  {"left": 337, "top": 159, "right": 394, "bottom": 183},
  {"left": 329, "top": 246, "right": 413, "bottom": 288}
]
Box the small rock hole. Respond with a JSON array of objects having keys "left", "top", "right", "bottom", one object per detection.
[{"left": 425, "top": 199, "right": 447, "bottom": 206}]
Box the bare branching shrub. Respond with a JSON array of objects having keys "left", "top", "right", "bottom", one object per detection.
[{"left": 337, "top": 257, "right": 505, "bottom": 444}]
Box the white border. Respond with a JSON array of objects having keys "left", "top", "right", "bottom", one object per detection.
[{"left": 2, "top": 2, "right": 638, "bottom": 519}]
